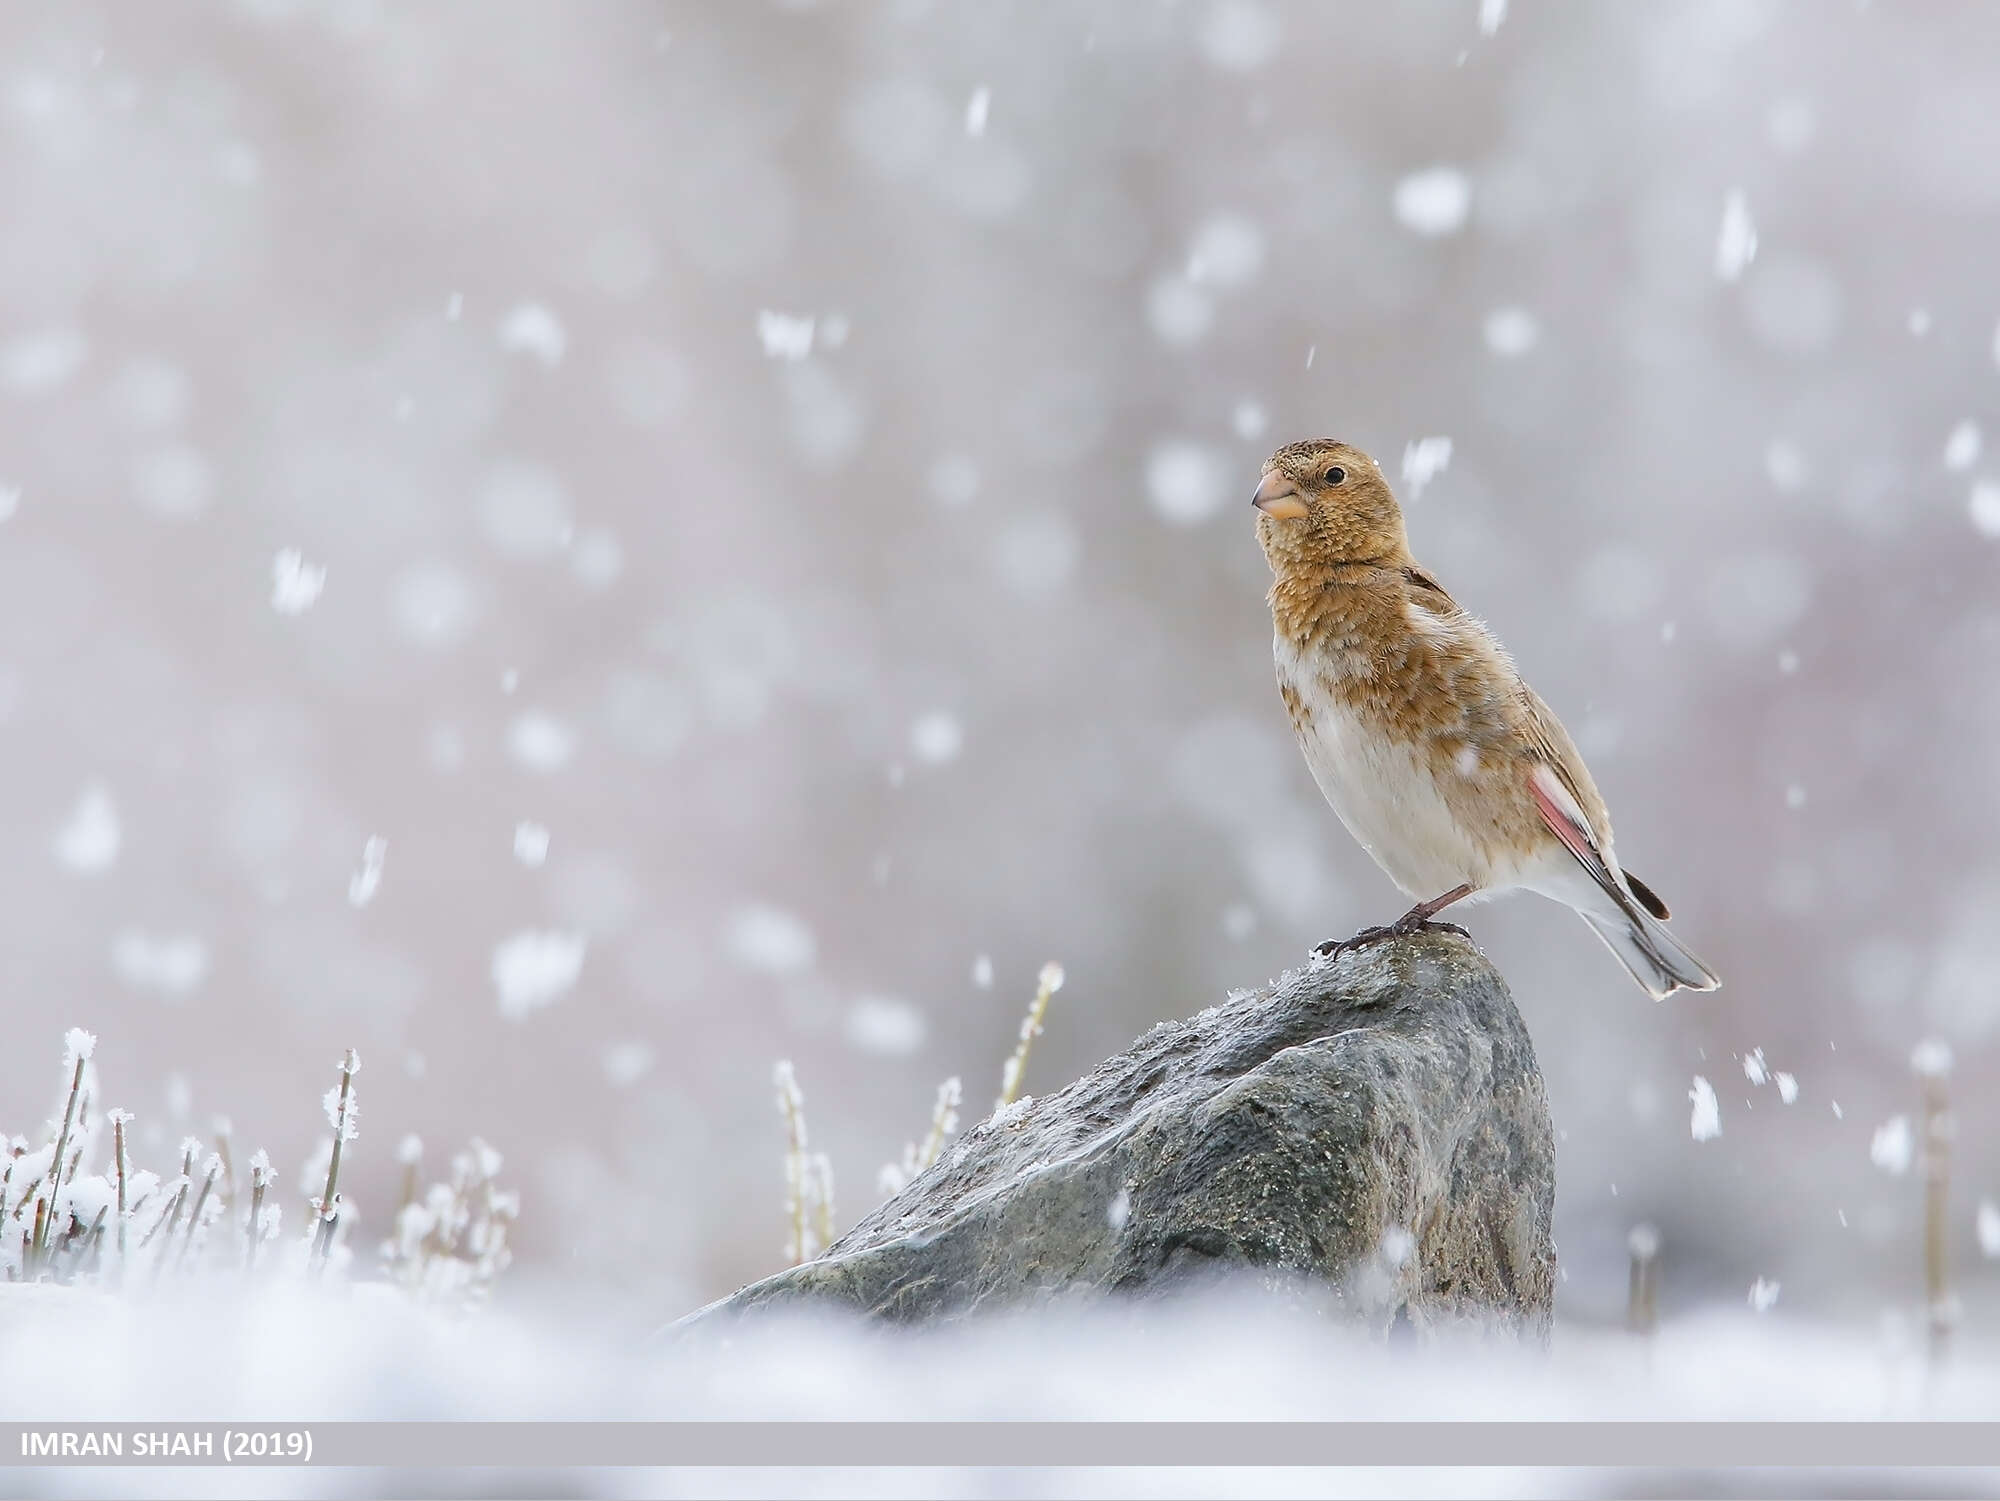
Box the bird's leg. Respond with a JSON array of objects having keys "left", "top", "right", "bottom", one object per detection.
[
  {"left": 1389, "top": 883, "right": 1476, "bottom": 938},
  {"left": 1314, "top": 884, "right": 1476, "bottom": 960}
]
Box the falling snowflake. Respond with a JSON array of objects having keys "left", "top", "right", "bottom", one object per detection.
[
  {"left": 1870, "top": 1116, "right": 1913, "bottom": 1176},
  {"left": 1748, "top": 1278, "right": 1781, "bottom": 1313},
  {"left": 756, "top": 310, "right": 815, "bottom": 361},
  {"left": 1401, "top": 436, "right": 1453, "bottom": 500},
  {"left": 490, "top": 930, "right": 587, "bottom": 1019},
  {"left": 1483, "top": 306, "right": 1540, "bottom": 357},
  {"left": 54, "top": 786, "right": 120, "bottom": 873},
  {"left": 726, "top": 904, "right": 817, "bottom": 976},
  {"left": 1911, "top": 1038, "right": 1954, "bottom": 1078},
  {"left": 499, "top": 302, "right": 566, "bottom": 366},
  {"left": 1688, "top": 1076, "right": 1721, "bottom": 1141},
  {"left": 1393, "top": 168, "right": 1471, "bottom": 238},
  {"left": 909, "top": 711, "right": 964, "bottom": 765},
  {"left": 513, "top": 821, "right": 550, "bottom": 867},
  {"left": 348, "top": 835, "right": 387, "bottom": 907},
  {"left": 1971, "top": 482, "right": 2000, "bottom": 539},
  {"left": 270, "top": 549, "right": 327, "bottom": 615},
  {"left": 1714, "top": 191, "right": 1758, "bottom": 282},
  {"left": 1943, "top": 420, "right": 1982, "bottom": 472}
]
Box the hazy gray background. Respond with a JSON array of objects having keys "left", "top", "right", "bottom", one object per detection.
[{"left": 1, "top": 0, "right": 1996, "bottom": 1332}]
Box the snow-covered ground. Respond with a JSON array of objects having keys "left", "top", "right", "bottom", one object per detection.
[{"left": 3, "top": 1282, "right": 1993, "bottom": 1496}]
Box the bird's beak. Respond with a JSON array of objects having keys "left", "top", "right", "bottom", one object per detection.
[{"left": 1252, "top": 472, "right": 1309, "bottom": 520}]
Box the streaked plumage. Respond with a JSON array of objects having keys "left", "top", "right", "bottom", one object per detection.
[{"left": 1251, "top": 438, "right": 1719, "bottom": 1000}]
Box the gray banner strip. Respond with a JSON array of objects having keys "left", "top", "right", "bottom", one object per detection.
[{"left": 3, "top": 1423, "right": 1998, "bottom": 1469}]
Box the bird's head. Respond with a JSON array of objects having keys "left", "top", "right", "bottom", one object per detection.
[{"left": 1252, "top": 439, "right": 1408, "bottom": 570}]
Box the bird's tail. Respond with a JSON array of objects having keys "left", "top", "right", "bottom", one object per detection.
[{"left": 1579, "top": 906, "right": 1721, "bottom": 1001}]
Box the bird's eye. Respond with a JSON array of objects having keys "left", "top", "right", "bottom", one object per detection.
[{"left": 1322, "top": 465, "right": 1347, "bottom": 485}]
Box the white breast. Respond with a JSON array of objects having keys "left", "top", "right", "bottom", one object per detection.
[{"left": 1275, "top": 633, "right": 1491, "bottom": 900}]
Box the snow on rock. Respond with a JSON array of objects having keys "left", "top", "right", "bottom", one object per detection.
[
  {"left": 491, "top": 930, "right": 587, "bottom": 1019},
  {"left": 270, "top": 549, "right": 326, "bottom": 615},
  {"left": 1393, "top": 168, "right": 1471, "bottom": 238},
  {"left": 1688, "top": 1076, "right": 1721, "bottom": 1142},
  {"left": 53, "top": 786, "right": 120, "bottom": 873}
]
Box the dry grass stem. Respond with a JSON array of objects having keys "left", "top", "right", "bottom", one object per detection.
[{"left": 996, "top": 961, "right": 1065, "bottom": 1113}]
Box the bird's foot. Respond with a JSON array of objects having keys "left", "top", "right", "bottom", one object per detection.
[
  {"left": 1397, "top": 916, "right": 1472, "bottom": 941},
  {"left": 1312, "top": 916, "right": 1469, "bottom": 961}
]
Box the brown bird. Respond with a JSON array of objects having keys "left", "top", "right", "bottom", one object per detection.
[{"left": 1251, "top": 438, "right": 1719, "bottom": 999}]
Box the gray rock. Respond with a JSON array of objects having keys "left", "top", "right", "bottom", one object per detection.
[{"left": 684, "top": 932, "right": 1556, "bottom": 1339}]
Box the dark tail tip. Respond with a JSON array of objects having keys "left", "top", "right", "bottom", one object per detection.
[{"left": 1624, "top": 870, "right": 1671, "bottom": 922}]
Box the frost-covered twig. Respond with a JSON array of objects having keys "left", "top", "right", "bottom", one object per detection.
[
  {"left": 310, "top": 1050, "right": 360, "bottom": 1273},
  {"left": 810, "top": 1153, "right": 835, "bottom": 1255},
  {"left": 1626, "top": 1223, "right": 1660, "bottom": 1337},
  {"left": 1914, "top": 1039, "right": 1956, "bottom": 1367},
  {"left": 212, "top": 1117, "right": 236, "bottom": 1209},
  {"left": 997, "top": 962, "right": 1065, "bottom": 1113},
  {"left": 109, "top": 1109, "right": 131, "bottom": 1278},
  {"left": 173, "top": 1155, "right": 222, "bottom": 1272},
  {"left": 774, "top": 1061, "right": 812, "bottom": 1265},
  {"left": 878, "top": 1077, "right": 963, "bottom": 1198},
  {"left": 246, "top": 1150, "right": 271, "bottom": 1274},
  {"left": 380, "top": 1137, "right": 516, "bottom": 1306},
  {"left": 37, "top": 1029, "right": 93, "bottom": 1269}
]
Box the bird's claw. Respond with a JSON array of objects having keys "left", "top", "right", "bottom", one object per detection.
[{"left": 1313, "top": 917, "right": 1470, "bottom": 961}]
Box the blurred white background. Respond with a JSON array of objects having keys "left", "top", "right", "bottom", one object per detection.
[{"left": 2, "top": 0, "right": 1997, "bottom": 1333}]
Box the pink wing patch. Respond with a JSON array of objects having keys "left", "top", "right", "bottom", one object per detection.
[
  {"left": 1528, "top": 763, "right": 1631, "bottom": 910},
  {"left": 1528, "top": 763, "right": 1600, "bottom": 866}
]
